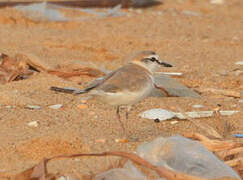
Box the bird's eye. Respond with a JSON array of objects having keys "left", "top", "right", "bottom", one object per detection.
[{"left": 150, "top": 57, "right": 156, "bottom": 62}]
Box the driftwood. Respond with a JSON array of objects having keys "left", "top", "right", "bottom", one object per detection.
[
  {"left": 2, "top": 152, "right": 207, "bottom": 180},
  {"left": 0, "top": 53, "right": 105, "bottom": 84},
  {"left": 0, "top": 0, "right": 162, "bottom": 8}
]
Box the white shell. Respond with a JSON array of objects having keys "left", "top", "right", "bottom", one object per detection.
[{"left": 140, "top": 109, "right": 175, "bottom": 121}]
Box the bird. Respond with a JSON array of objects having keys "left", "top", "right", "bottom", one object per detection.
[{"left": 50, "top": 51, "right": 172, "bottom": 135}]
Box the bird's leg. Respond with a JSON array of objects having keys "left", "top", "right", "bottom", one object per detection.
[
  {"left": 125, "top": 105, "right": 132, "bottom": 120},
  {"left": 116, "top": 106, "right": 126, "bottom": 135},
  {"left": 116, "top": 106, "right": 121, "bottom": 120}
]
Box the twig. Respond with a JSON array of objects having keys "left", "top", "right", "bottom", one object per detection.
[
  {"left": 225, "top": 157, "right": 243, "bottom": 169},
  {"left": 218, "top": 147, "right": 243, "bottom": 159},
  {"left": 12, "top": 151, "right": 207, "bottom": 180}
]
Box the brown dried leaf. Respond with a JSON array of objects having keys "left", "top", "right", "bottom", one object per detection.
[
  {"left": 0, "top": 52, "right": 106, "bottom": 84},
  {"left": 0, "top": 53, "right": 35, "bottom": 84},
  {"left": 15, "top": 53, "right": 51, "bottom": 72}
]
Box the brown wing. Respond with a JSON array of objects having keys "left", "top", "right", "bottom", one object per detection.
[
  {"left": 95, "top": 63, "right": 152, "bottom": 93},
  {"left": 74, "top": 70, "right": 117, "bottom": 94}
]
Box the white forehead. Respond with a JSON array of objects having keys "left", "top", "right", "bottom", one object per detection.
[{"left": 147, "top": 54, "right": 159, "bottom": 59}]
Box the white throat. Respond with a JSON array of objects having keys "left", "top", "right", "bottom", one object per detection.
[{"left": 131, "top": 61, "right": 156, "bottom": 74}]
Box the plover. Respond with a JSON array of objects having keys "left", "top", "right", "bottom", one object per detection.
[{"left": 50, "top": 51, "right": 172, "bottom": 134}]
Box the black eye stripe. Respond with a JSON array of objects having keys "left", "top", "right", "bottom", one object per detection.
[
  {"left": 150, "top": 57, "right": 156, "bottom": 62},
  {"left": 142, "top": 57, "right": 157, "bottom": 62},
  {"left": 149, "top": 57, "right": 160, "bottom": 64},
  {"left": 142, "top": 57, "right": 172, "bottom": 67}
]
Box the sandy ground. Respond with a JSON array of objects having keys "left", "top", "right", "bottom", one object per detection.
[{"left": 0, "top": 0, "right": 242, "bottom": 178}]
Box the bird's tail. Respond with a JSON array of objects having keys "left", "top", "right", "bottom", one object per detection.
[{"left": 50, "top": 86, "right": 89, "bottom": 94}]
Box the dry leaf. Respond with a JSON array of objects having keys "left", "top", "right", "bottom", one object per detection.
[
  {"left": 0, "top": 53, "right": 38, "bottom": 84},
  {"left": 0, "top": 52, "right": 105, "bottom": 84}
]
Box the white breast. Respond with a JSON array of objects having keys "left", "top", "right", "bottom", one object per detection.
[{"left": 90, "top": 79, "right": 154, "bottom": 106}]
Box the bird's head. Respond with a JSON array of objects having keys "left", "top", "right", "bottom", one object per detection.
[{"left": 130, "top": 51, "right": 173, "bottom": 73}]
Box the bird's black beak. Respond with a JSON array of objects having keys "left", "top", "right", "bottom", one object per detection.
[{"left": 158, "top": 60, "right": 173, "bottom": 67}]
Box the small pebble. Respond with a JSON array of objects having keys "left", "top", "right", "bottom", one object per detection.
[
  {"left": 219, "top": 110, "right": 239, "bottom": 116},
  {"left": 26, "top": 105, "right": 41, "bottom": 110},
  {"left": 156, "top": 72, "right": 183, "bottom": 76},
  {"left": 235, "top": 61, "right": 243, "bottom": 65},
  {"left": 192, "top": 104, "right": 204, "bottom": 108},
  {"left": 5, "top": 105, "right": 12, "bottom": 109},
  {"left": 135, "top": 9, "right": 142, "bottom": 14},
  {"left": 74, "top": 158, "right": 81, "bottom": 162},
  {"left": 77, "top": 104, "right": 88, "bottom": 109},
  {"left": 27, "top": 121, "right": 39, "bottom": 127},
  {"left": 80, "top": 99, "right": 87, "bottom": 103},
  {"left": 210, "top": 0, "right": 224, "bottom": 4},
  {"left": 48, "top": 104, "right": 63, "bottom": 109},
  {"left": 218, "top": 71, "right": 228, "bottom": 76},
  {"left": 128, "top": 8, "right": 134, "bottom": 12},
  {"left": 234, "top": 70, "right": 243, "bottom": 76},
  {"left": 96, "top": 139, "right": 106, "bottom": 143},
  {"left": 181, "top": 10, "right": 200, "bottom": 16},
  {"left": 232, "top": 36, "right": 239, "bottom": 41},
  {"left": 58, "top": 176, "right": 72, "bottom": 180},
  {"left": 170, "top": 121, "right": 178, "bottom": 125},
  {"left": 79, "top": 96, "right": 91, "bottom": 102},
  {"left": 115, "top": 139, "right": 129, "bottom": 143},
  {"left": 239, "top": 99, "right": 243, "bottom": 103},
  {"left": 89, "top": 111, "right": 96, "bottom": 115}
]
